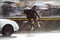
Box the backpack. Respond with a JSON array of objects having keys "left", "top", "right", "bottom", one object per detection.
[{"left": 24, "top": 9, "right": 31, "bottom": 15}]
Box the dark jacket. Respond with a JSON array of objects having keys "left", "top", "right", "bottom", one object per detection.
[{"left": 24, "top": 9, "right": 40, "bottom": 20}]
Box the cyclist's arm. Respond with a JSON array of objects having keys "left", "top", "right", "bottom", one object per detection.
[{"left": 34, "top": 11, "right": 40, "bottom": 18}]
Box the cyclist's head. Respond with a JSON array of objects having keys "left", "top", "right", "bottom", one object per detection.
[
  {"left": 46, "top": 4, "right": 51, "bottom": 9},
  {"left": 32, "top": 6, "right": 37, "bottom": 10}
]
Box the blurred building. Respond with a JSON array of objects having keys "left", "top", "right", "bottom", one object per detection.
[
  {"left": 0, "top": 0, "right": 60, "bottom": 7},
  {"left": 19, "top": 0, "right": 60, "bottom": 7}
]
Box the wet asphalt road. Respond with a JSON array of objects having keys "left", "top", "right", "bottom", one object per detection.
[{"left": 0, "top": 30, "right": 60, "bottom": 40}]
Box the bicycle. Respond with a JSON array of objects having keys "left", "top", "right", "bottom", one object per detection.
[{"left": 20, "top": 18, "right": 43, "bottom": 32}]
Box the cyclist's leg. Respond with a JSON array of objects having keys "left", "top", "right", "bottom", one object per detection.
[
  {"left": 30, "top": 18, "right": 36, "bottom": 31},
  {"left": 27, "top": 18, "right": 35, "bottom": 31},
  {"left": 27, "top": 17, "right": 36, "bottom": 31},
  {"left": 32, "top": 18, "right": 41, "bottom": 31},
  {"left": 31, "top": 21, "right": 35, "bottom": 30}
]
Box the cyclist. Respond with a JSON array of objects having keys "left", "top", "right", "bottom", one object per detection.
[{"left": 24, "top": 6, "right": 40, "bottom": 31}]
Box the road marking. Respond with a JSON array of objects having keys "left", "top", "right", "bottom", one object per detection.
[{"left": 7, "top": 18, "right": 60, "bottom": 20}]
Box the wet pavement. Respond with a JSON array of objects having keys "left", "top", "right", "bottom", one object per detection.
[{"left": 0, "top": 30, "right": 60, "bottom": 40}]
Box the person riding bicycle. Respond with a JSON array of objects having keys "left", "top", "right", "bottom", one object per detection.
[{"left": 24, "top": 6, "right": 40, "bottom": 31}]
